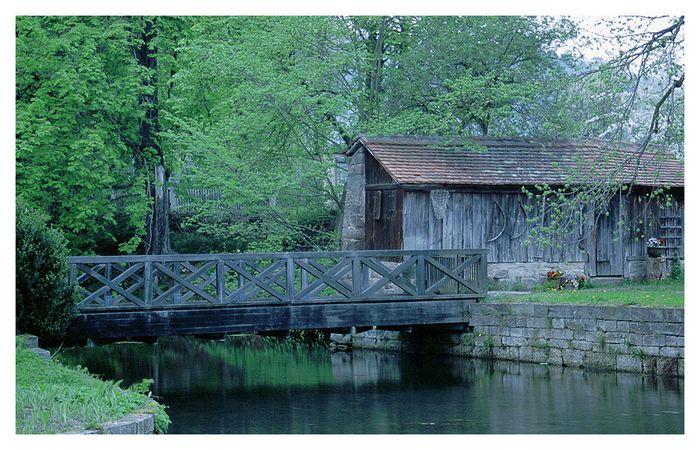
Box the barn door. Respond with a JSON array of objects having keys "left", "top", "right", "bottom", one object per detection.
[{"left": 595, "top": 195, "right": 624, "bottom": 276}]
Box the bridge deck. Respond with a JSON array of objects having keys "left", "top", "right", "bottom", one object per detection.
[{"left": 66, "top": 249, "right": 487, "bottom": 339}]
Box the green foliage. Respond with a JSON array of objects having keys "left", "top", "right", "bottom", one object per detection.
[
  {"left": 16, "top": 339, "right": 170, "bottom": 434},
  {"left": 669, "top": 252, "right": 683, "bottom": 281},
  {"left": 15, "top": 16, "right": 683, "bottom": 255},
  {"left": 16, "top": 200, "right": 79, "bottom": 339},
  {"left": 16, "top": 17, "right": 150, "bottom": 254}
]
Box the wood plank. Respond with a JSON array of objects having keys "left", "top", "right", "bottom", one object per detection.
[{"left": 67, "top": 299, "right": 476, "bottom": 339}]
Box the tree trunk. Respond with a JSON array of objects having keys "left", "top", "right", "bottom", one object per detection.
[
  {"left": 147, "top": 163, "right": 171, "bottom": 254},
  {"left": 134, "top": 17, "right": 171, "bottom": 254}
]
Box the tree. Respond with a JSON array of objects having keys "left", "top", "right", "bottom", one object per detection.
[
  {"left": 16, "top": 17, "right": 149, "bottom": 254},
  {"left": 521, "top": 16, "right": 684, "bottom": 247},
  {"left": 16, "top": 16, "right": 189, "bottom": 255}
]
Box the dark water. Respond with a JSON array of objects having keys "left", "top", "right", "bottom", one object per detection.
[{"left": 59, "top": 336, "right": 683, "bottom": 434}]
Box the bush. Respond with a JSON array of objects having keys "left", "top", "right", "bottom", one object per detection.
[
  {"left": 16, "top": 201, "right": 79, "bottom": 338},
  {"left": 669, "top": 252, "right": 684, "bottom": 282}
]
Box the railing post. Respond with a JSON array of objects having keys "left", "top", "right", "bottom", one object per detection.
[
  {"left": 217, "top": 258, "right": 225, "bottom": 303},
  {"left": 105, "top": 263, "right": 113, "bottom": 307},
  {"left": 479, "top": 253, "right": 488, "bottom": 296},
  {"left": 68, "top": 263, "right": 76, "bottom": 286},
  {"left": 144, "top": 261, "right": 153, "bottom": 306},
  {"left": 173, "top": 261, "right": 181, "bottom": 304},
  {"left": 416, "top": 255, "right": 426, "bottom": 295},
  {"left": 352, "top": 257, "right": 362, "bottom": 298},
  {"left": 286, "top": 257, "right": 295, "bottom": 302}
]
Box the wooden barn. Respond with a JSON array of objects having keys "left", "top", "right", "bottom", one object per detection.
[{"left": 340, "top": 136, "right": 684, "bottom": 285}]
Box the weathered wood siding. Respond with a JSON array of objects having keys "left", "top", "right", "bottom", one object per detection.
[
  {"left": 365, "top": 188, "right": 403, "bottom": 250},
  {"left": 402, "top": 189, "right": 583, "bottom": 263},
  {"left": 401, "top": 188, "right": 684, "bottom": 275}
]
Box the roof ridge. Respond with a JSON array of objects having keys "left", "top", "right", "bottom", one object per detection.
[{"left": 358, "top": 134, "right": 668, "bottom": 150}]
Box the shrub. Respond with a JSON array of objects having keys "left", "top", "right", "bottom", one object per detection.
[
  {"left": 16, "top": 200, "right": 79, "bottom": 338},
  {"left": 669, "top": 252, "right": 683, "bottom": 282}
]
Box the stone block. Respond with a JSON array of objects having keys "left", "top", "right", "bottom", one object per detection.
[
  {"left": 519, "top": 348, "right": 549, "bottom": 364},
  {"left": 585, "top": 351, "right": 616, "bottom": 369},
  {"left": 504, "top": 315, "right": 528, "bottom": 328},
  {"left": 101, "top": 414, "right": 154, "bottom": 434},
  {"left": 597, "top": 320, "right": 617, "bottom": 332},
  {"left": 639, "top": 345, "right": 661, "bottom": 356},
  {"left": 330, "top": 333, "right": 352, "bottom": 344},
  {"left": 642, "top": 334, "right": 666, "bottom": 347},
  {"left": 665, "top": 336, "right": 684, "bottom": 347},
  {"left": 604, "top": 343, "right": 628, "bottom": 354},
  {"left": 502, "top": 336, "right": 527, "bottom": 347},
  {"left": 569, "top": 340, "right": 594, "bottom": 351},
  {"left": 509, "top": 304, "right": 535, "bottom": 316},
  {"left": 615, "top": 321, "right": 630, "bottom": 333},
  {"left": 547, "top": 305, "right": 575, "bottom": 319},
  {"left": 612, "top": 308, "right": 634, "bottom": 321},
  {"left": 625, "top": 333, "right": 643, "bottom": 346},
  {"left": 29, "top": 348, "right": 51, "bottom": 360},
  {"left": 548, "top": 338, "right": 569, "bottom": 349},
  {"left": 561, "top": 349, "right": 585, "bottom": 367},
  {"left": 526, "top": 317, "right": 550, "bottom": 328},
  {"left": 646, "top": 309, "right": 666, "bottom": 322},
  {"left": 550, "top": 329, "right": 573, "bottom": 340},
  {"left": 602, "top": 332, "right": 625, "bottom": 344},
  {"left": 546, "top": 348, "right": 564, "bottom": 365},
  {"left": 629, "top": 308, "right": 652, "bottom": 322},
  {"left": 508, "top": 327, "right": 525, "bottom": 338},
  {"left": 662, "top": 308, "right": 684, "bottom": 323},
  {"left": 521, "top": 327, "right": 542, "bottom": 338},
  {"left": 616, "top": 354, "right": 642, "bottom": 372},
  {"left": 22, "top": 335, "right": 39, "bottom": 349},
  {"left": 563, "top": 319, "right": 584, "bottom": 331},
  {"left": 533, "top": 305, "right": 549, "bottom": 317},
  {"left": 659, "top": 346, "right": 683, "bottom": 358},
  {"left": 528, "top": 337, "right": 548, "bottom": 348},
  {"left": 629, "top": 322, "right": 653, "bottom": 334},
  {"left": 551, "top": 318, "right": 565, "bottom": 329}
]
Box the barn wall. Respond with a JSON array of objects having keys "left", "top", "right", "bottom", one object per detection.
[
  {"left": 402, "top": 189, "right": 587, "bottom": 263},
  {"left": 401, "top": 188, "right": 684, "bottom": 282}
]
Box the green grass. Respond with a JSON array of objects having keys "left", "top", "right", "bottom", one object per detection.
[
  {"left": 15, "top": 337, "right": 170, "bottom": 434},
  {"left": 487, "top": 279, "right": 683, "bottom": 307}
]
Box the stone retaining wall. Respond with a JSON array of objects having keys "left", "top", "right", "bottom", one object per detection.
[{"left": 343, "top": 303, "right": 684, "bottom": 376}]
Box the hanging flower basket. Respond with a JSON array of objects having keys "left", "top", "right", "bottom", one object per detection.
[
  {"left": 646, "top": 237, "right": 665, "bottom": 257},
  {"left": 647, "top": 246, "right": 663, "bottom": 257}
]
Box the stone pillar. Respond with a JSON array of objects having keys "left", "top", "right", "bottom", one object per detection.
[
  {"left": 341, "top": 149, "right": 366, "bottom": 250},
  {"left": 645, "top": 256, "right": 664, "bottom": 280}
]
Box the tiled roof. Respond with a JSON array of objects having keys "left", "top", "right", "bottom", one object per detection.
[{"left": 347, "top": 135, "right": 684, "bottom": 187}]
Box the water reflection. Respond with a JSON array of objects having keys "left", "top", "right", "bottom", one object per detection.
[{"left": 59, "top": 336, "right": 683, "bottom": 434}]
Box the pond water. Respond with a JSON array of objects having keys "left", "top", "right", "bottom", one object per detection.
[{"left": 59, "top": 336, "right": 683, "bottom": 434}]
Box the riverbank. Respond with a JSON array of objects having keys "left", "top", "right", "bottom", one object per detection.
[
  {"left": 341, "top": 302, "right": 684, "bottom": 376},
  {"left": 15, "top": 336, "right": 170, "bottom": 434}
]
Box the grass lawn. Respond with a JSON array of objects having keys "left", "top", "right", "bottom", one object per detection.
[
  {"left": 15, "top": 337, "right": 170, "bottom": 434},
  {"left": 487, "top": 279, "right": 683, "bottom": 307}
]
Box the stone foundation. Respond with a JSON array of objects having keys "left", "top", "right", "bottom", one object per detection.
[
  {"left": 341, "top": 303, "right": 684, "bottom": 376},
  {"left": 487, "top": 261, "right": 586, "bottom": 288}
]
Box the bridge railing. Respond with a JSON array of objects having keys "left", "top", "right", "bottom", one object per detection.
[{"left": 68, "top": 249, "right": 487, "bottom": 311}]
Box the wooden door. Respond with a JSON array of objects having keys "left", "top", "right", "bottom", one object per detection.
[{"left": 595, "top": 195, "right": 624, "bottom": 276}]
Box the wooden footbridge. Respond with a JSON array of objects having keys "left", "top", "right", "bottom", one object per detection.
[{"left": 66, "top": 249, "right": 487, "bottom": 339}]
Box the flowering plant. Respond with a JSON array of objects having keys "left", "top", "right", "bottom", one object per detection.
[
  {"left": 646, "top": 237, "right": 665, "bottom": 248},
  {"left": 546, "top": 270, "right": 564, "bottom": 280}
]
